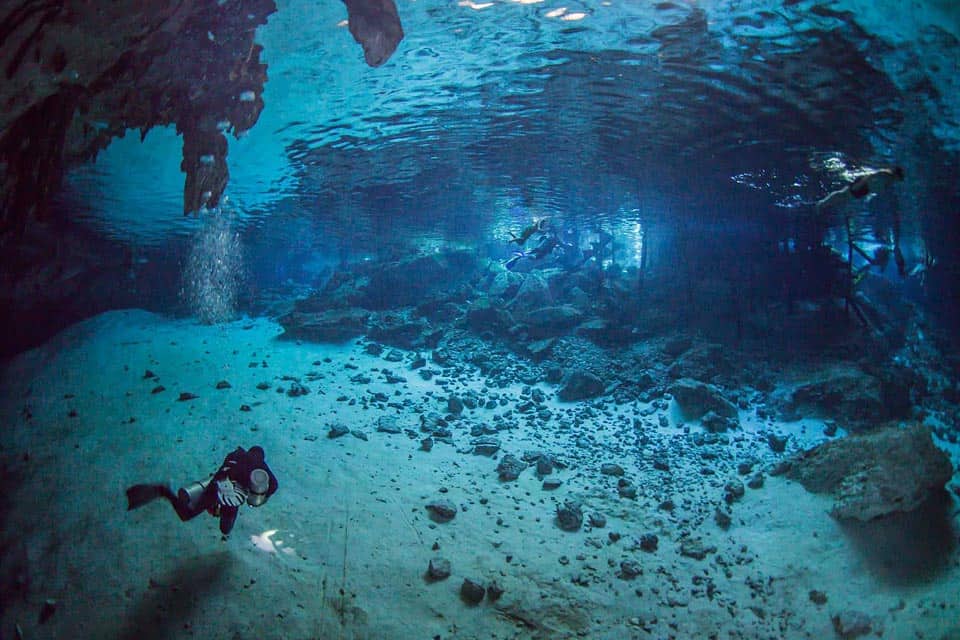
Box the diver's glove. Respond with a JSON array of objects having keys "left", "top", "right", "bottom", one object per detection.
[{"left": 216, "top": 479, "right": 247, "bottom": 508}]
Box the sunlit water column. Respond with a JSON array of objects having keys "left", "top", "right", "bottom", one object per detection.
[{"left": 181, "top": 204, "right": 244, "bottom": 323}]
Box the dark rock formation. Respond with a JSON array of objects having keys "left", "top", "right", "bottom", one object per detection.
[
  {"left": 425, "top": 500, "right": 457, "bottom": 523},
  {"left": 557, "top": 369, "right": 605, "bottom": 402},
  {"left": 522, "top": 305, "right": 584, "bottom": 339},
  {"left": 669, "top": 378, "right": 738, "bottom": 420},
  {"left": 556, "top": 500, "right": 583, "bottom": 531},
  {"left": 771, "top": 364, "right": 887, "bottom": 429},
  {"left": 459, "top": 578, "right": 485, "bottom": 605},
  {"left": 426, "top": 557, "right": 451, "bottom": 581},
  {"left": 342, "top": 0, "right": 404, "bottom": 68},
  {"left": 278, "top": 308, "right": 369, "bottom": 343},
  {"left": 831, "top": 610, "right": 872, "bottom": 639},
  {"left": 666, "top": 343, "right": 729, "bottom": 381},
  {"left": 1, "top": 0, "right": 276, "bottom": 228},
  {"left": 0, "top": 0, "right": 403, "bottom": 231},
  {"left": 784, "top": 424, "right": 953, "bottom": 521}
]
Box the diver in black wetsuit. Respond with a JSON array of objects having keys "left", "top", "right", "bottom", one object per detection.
[{"left": 126, "top": 445, "right": 278, "bottom": 536}]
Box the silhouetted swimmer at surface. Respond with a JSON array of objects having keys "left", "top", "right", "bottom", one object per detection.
[
  {"left": 126, "top": 445, "right": 278, "bottom": 536},
  {"left": 816, "top": 166, "right": 905, "bottom": 212}
]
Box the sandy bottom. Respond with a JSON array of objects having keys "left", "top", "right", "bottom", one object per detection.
[{"left": 1, "top": 309, "right": 958, "bottom": 640}]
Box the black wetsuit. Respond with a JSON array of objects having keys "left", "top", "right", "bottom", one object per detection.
[{"left": 126, "top": 445, "right": 278, "bottom": 535}]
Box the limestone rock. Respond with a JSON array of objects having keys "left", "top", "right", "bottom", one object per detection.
[
  {"left": 669, "top": 378, "right": 738, "bottom": 420},
  {"left": 361, "top": 251, "right": 477, "bottom": 310},
  {"left": 523, "top": 305, "right": 584, "bottom": 339},
  {"left": 785, "top": 424, "right": 952, "bottom": 521},
  {"left": 831, "top": 610, "right": 872, "bottom": 639},
  {"left": 278, "top": 308, "right": 369, "bottom": 343},
  {"left": 507, "top": 272, "right": 553, "bottom": 313},
  {"left": 558, "top": 369, "right": 605, "bottom": 402},
  {"left": 773, "top": 364, "right": 887, "bottom": 429},
  {"left": 667, "top": 343, "right": 729, "bottom": 381}
]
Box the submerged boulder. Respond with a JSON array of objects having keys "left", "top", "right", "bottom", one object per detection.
[
  {"left": 784, "top": 424, "right": 952, "bottom": 521},
  {"left": 523, "top": 305, "right": 584, "bottom": 339},
  {"left": 666, "top": 343, "right": 730, "bottom": 382},
  {"left": 558, "top": 369, "right": 605, "bottom": 402},
  {"left": 278, "top": 308, "right": 369, "bottom": 342},
  {"left": 367, "top": 314, "right": 437, "bottom": 350},
  {"left": 669, "top": 378, "right": 738, "bottom": 420},
  {"left": 507, "top": 272, "right": 553, "bottom": 313},
  {"left": 361, "top": 251, "right": 477, "bottom": 310},
  {"left": 772, "top": 364, "right": 886, "bottom": 429}
]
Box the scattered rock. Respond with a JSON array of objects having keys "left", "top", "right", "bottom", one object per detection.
[
  {"left": 377, "top": 416, "right": 402, "bottom": 434},
  {"left": 701, "top": 410, "right": 736, "bottom": 432},
  {"left": 425, "top": 500, "right": 457, "bottom": 523},
  {"left": 426, "top": 557, "right": 451, "bottom": 581},
  {"left": 619, "top": 560, "right": 642, "bottom": 580},
  {"left": 447, "top": 395, "right": 464, "bottom": 415},
  {"left": 766, "top": 432, "right": 788, "bottom": 453},
  {"left": 617, "top": 481, "right": 637, "bottom": 499},
  {"left": 327, "top": 424, "right": 350, "bottom": 438},
  {"left": 151, "top": 385, "right": 165, "bottom": 394},
  {"left": 723, "top": 480, "right": 745, "bottom": 504},
  {"left": 496, "top": 454, "right": 526, "bottom": 481},
  {"left": 460, "top": 578, "right": 485, "bottom": 605},
  {"left": 679, "top": 537, "right": 716, "bottom": 560},
  {"left": 714, "top": 507, "right": 732, "bottom": 530},
  {"left": 831, "top": 610, "right": 872, "bottom": 639},
  {"left": 809, "top": 590, "right": 828, "bottom": 605},
  {"left": 556, "top": 500, "right": 583, "bottom": 531},
  {"left": 177, "top": 392, "right": 198, "bottom": 401},
  {"left": 600, "top": 463, "right": 625, "bottom": 477},
  {"left": 215, "top": 380, "right": 231, "bottom": 390},
  {"left": 639, "top": 533, "right": 658, "bottom": 552},
  {"left": 287, "top": 381, "right": 310, "bottom": 397},
  {"left": 471, "top": 438, "right": 500, "bottom": 456}
]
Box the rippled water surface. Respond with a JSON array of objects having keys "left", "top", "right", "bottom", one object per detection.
[{"left": 64, "top": 0, "right": 958, "bottom": 282}]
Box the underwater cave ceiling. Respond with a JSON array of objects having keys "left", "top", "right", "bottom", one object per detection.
[{"left": 0, "top": 0, "right": 402, "bottom": 235}]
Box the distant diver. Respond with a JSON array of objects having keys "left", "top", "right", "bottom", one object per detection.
[
  {"left": 126, "top": 445, "right": 278, "bottom": 536},
  {"left": 505, "top": 229, "right": 563, "bottom": 270},
  {"left": 508, "top": 218, "right": 549, "bottom": 246},
  {"left": 815, "top": 166, "right": 905, "bottom": 212}
]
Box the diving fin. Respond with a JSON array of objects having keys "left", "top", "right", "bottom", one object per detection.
[{"left": 125, "top": 483, "right": 169, "bottom": 510}]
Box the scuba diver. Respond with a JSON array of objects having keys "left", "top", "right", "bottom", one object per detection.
[
  {"left": 815, "top": 165, "right": 908, "bottom": 277},
  {"left": 505, "top": 228, "right": 564, "bottom": 270},
  {"left": 125, "top": 445, "right": 278, "bottom": 536},
  {"left": 815, "top": 166, "right": 905, "bottom": 212},
  {"left": 508, "top": 218, "right": 549, "bottom": 246}
]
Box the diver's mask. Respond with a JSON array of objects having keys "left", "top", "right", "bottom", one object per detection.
[{"left": 246, "top": 468, "right": 270, "bottom": 507}]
